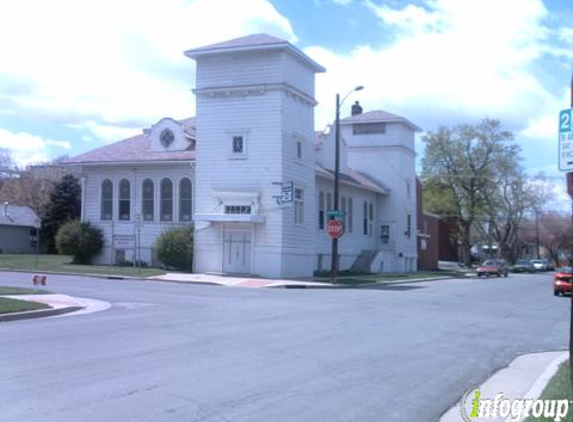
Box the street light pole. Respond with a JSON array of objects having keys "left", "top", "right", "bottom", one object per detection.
[
  {"left": 330, "top": 93, "right": 341, "bottom": 284},
  {"left": 330, "top": 86, "right": 363, "bottom": 284},
  {"left": 568, "top": 72, "right": 573, "bottom": 392}
]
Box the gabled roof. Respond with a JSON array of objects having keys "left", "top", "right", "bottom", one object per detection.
[
  {"left": 340, "top": 110, "right": 422, "bottom": 131},
  {"left": 315, "top": 163, "right": 389, "bottom": 195},
  {"left": 61, "top": 118, "right": 196, "bottom": 165},
  {"left": 184, "top": 33, "right": 325, "bottom": 73},
  {"left": 0, "top": 204, "right": 40, "bottom": 228},
  {"left": 185, "top": 34, "right": 288, "bottom": 54}
]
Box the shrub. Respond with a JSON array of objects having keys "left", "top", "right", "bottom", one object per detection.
[
  {"left": 155, "top": 225, "right": 194, "bottom": 271},
  {"left": 56, "top": 220, "right": 104, "bottom": 264}
]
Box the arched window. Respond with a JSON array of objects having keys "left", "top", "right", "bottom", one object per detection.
[
  {"left": 119, "top": 179, "right": 131, "bottom": 221},
  {"left": 160, "top": 178, "right": 173, "bottom": 222},
  {"left": 142, "top": 179, "right": 154, "bottom": 222},
  {"left": 101, "top": 179, "right": 113, "bottom": 221},
  {"left": 179, "top": 178, "right": 192, "bottom": 222}
]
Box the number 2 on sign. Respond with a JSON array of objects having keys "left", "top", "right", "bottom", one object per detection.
[{"left": 560, "top": 109, "right": 572, "bottom": 132}]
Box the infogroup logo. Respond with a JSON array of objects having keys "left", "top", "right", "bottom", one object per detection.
[{"left": 459, "top": 387, "right": 570, "bottom": 422}]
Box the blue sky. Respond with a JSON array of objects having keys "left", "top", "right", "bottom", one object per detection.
[{"left": 0, "top": 0, "right": 571, "bottom": 199}]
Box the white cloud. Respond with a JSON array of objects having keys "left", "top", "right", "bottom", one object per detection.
[
  {"left": 0, "top": 128, "right": 71, "bottom": 166},
  {"left": 331, "top": 0, "right": 353, "bottom": 5},
  {"left": 67, "top": 121, "right": 141, "bottom": 145},
  {"left": 0, "top": 0, "right": 296, "bottom": 142},
  {"left": 307, "top": 0, "right": 564, "bottom": 132}
]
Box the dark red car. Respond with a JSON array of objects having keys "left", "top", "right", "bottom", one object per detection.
[
  {"left": 477, "top": 259, "right": 509, "bottom": 278},
  {"left": 554, "top": 267, "right": 573, "bottom": 296}
]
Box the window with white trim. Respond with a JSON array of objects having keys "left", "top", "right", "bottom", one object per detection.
[
  {"left": 380, "top": 225, "right": 390, "bottom": 244},
  {"left": 363, "top": 201, "right": 368, "bottom": 235},
  {"left": 341, "top": 196, "right": 347, "bottom": 228},
  {"left": 160, "top": 178, "right": 173, "bottom": 222},
  {"left": 294, "top": 188, "right": 304, "bottom": 225},
  {"left": 348, "top": 197, "right": 353, "bottom": 233},
  {"left": 318, "top": 191, "right": 325, "bottom": 230},
  {"left": 296, "top": 139, "right": 302, "bottom": 160},
  {"left": 101, "top": 179, "right": 113, "bottom": 221},
  {"left": 369, "top": 202, "right": 374, "bottom": 237},
  {"left": 224, "top": 205, "right": 251, "bottom": 214},
  {"left": 119, "top": 179, "right": 130, "bottom": 221},
  {"left": 179, "top": 178, "right": 192, "bottom": 222},
  {"left": 142, "top": 179, "right": 154, "bottom": 222},
  {"left": 232, "top": 136, "right": 244, "bottom": 154}
]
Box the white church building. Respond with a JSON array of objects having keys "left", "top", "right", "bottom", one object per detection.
[{"left": 63, "top": 34, "right": 420, "bottom": 278}]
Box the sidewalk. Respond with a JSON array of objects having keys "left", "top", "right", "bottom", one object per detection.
[
  {"left": 149, "top": 273, "right": 335, "bottom": 288},
  {"left": 0, "top": 294, "right": 111, "bottom": 321},
  {"left": 439, "top": 351, "right": 568, "bottom": 422}
]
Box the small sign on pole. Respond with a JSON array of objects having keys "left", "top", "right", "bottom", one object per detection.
[
  {"left": 281, "top": 182, "right": 293, "bottom": 204},
  {"left": 558, "top": 108, "right": 573, "bottom": 171},
  {"left": 326, "top": 209, "right": 345, "bottom": 220}
]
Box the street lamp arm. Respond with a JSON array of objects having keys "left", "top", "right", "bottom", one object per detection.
[{"left": 340, "top": 85, "right": 364, "bottom": 109}]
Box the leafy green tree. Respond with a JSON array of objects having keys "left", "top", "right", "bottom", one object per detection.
[
  {"left": 155, "top": 225, "right": 194, "bottom": 271},
  {"left": 421, "top": 118, "right": 518, "bottom": 266},
  {"left": 56, "top": 220, "right": 103, "bottom": 264},
  {"left": 41, "top": 174, "right": 81, "bottom": 253}
]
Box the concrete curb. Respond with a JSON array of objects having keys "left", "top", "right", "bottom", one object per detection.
[
  {"left": 0, "top": 267, "right": 149, "bottom": 281},
  {"left": 439, "top": 350, "right": 569, "bottom": 422},
  {"left": 0, "top": 305, "right": 85, "bottom": 322},
  {"left": 504, "top": 352, "right": 569, "bottom": 422},
  {"left": 0, "top": 268, "right": 474, "bottom": 290}
]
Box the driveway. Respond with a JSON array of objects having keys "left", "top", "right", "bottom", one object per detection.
[{"left": 0, "top": 271, "right": 568, "bottom": 422}]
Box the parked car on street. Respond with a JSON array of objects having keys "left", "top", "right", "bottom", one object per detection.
[
  {"left": 511, "top": 260, "right": 536, "bottom": 273},
  {"left": 531, "top": 259, "right": 548, "bottom": 272},
  {"left": 554, "top": 267, "right": 572, "bottom": 296},
  {"left": 477, "top": 259, "right": 509, "bottom": 278}
]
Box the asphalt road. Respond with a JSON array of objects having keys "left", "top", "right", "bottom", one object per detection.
[{"left": 0, "top": 271, "right": 568, "bottom": 422}]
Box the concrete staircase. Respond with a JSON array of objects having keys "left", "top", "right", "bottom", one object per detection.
[{"left": 350, "top": 250, "right": 378, "bottom": 273}]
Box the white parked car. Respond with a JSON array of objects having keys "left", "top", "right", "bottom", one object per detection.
[{"left": 530, "top": 259, "right": 547, "bottom": 271}]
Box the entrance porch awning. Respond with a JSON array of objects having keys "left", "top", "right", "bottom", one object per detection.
[{"left": 194, "top": 213, "right": 266, "bottom": 224}]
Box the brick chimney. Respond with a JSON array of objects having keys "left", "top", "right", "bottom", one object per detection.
[{"left": 351, "top": 101, "right": 363, "bottom": 116}]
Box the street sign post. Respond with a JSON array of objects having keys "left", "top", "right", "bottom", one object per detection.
[
  {"left": 281, "top": 182, "right": 293, "bottom": 204},
  {"left": 326, "top": 209, "right": 345, "bottom": 220},
  {"left": 559, "top": 108, "right": 573, "bottom": 171},
  {"left": 326, "top": 219, "right": 345, "bottom": 239}
]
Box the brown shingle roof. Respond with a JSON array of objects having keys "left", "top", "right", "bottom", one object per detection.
[{"left": 62, "top": 118, "right": 196, "bottom": 165}]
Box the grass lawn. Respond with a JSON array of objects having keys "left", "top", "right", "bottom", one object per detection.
[
  {"left": 525, "top": 361, "right": 572, "bottom": 422},
  {"left": 0, "top": 297, "right": 50, "bottom": 314},
  {"left": 0, "top": 286, "right": 50, "bottom": 295},
  {"left": 0, "top": 254, "right": 166, "bottom": 278},
  {"left": 314, "top": 270, "right": 463, "bottom": 285}
]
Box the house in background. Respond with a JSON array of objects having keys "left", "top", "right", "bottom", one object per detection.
[
  {"left": 416, "top": 179, "right": 439, "bottom": 270},
  {"left": 62, "top": 33, "right": 420, "bottom": 278},
  {"left": 0, "top": 203, "right": 40, "bottom": 254}
]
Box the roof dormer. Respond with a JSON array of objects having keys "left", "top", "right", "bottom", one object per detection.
[{"left": 147, "top": 117, "right": 194, "bottom": 152}]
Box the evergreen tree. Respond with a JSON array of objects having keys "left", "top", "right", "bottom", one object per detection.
[{"left": 41, "top": 174, "right": 81, "bottom": 253}]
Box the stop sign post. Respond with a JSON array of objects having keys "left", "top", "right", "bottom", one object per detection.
[{"left": 327, "top": 219, "right": 345, "bottom": 239}]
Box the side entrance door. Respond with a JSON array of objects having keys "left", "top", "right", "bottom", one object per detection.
[{"left": 223, "top": 229, "right": 251, "bottom": 274}]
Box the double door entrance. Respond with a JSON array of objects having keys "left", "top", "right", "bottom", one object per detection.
[{"left": 223, "top": 229, "right": 252, "bottom": 274}]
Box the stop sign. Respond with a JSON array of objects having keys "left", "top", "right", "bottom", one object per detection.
[{"left": 326, "top": 219, "right": 345, "bottom": 239}]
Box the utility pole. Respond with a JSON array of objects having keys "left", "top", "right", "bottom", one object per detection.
[
  {"left": 329, "top": 86, "right": 363, "bottom": 284},
  {"left": 330, "top": 93, "right": 341, "bottom": 284},
  {"left": 560, "top": 71, "right": 573, "bottom": 387}
]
